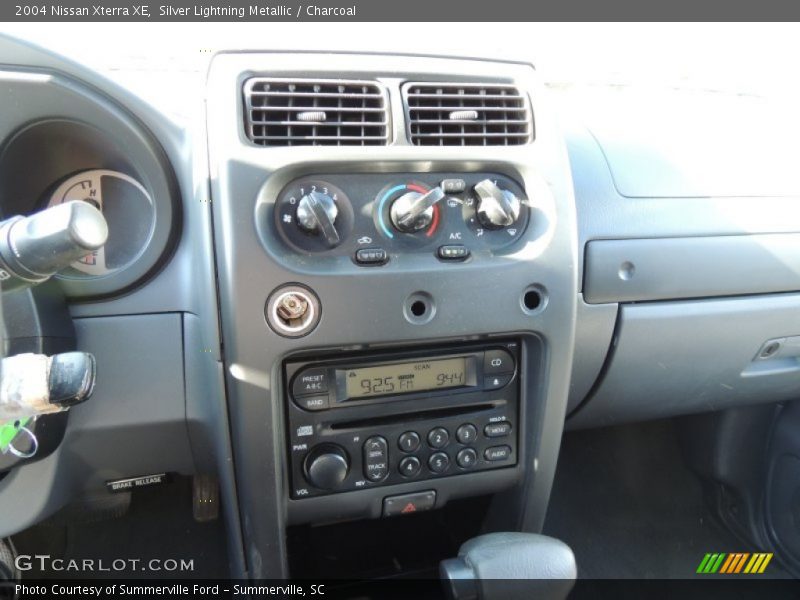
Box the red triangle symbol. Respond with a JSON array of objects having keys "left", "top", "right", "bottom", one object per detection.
[{"left": 401, "top": 502, "right": 417, "bottom": 514}]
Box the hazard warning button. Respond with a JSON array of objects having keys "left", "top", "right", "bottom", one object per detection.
[{"left": 382, "top": 490, "right": 436, "bottom": 517}]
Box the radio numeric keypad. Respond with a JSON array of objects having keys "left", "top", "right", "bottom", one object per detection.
[
  {"left": 427, "top": 427, "right": 449, "bottom": 449},
  {"left": 399, "top": 456, "right": 422, "bottom": 477},
  {"left": 398, "top": 431, "right": 421, "bottom": 453},
  {"left": 428, "top": 452, "right": 450, "bottom": 474}
]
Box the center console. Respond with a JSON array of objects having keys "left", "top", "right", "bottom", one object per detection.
[{"left": 206, "top": 52, "right": 578, "bottom": 578}]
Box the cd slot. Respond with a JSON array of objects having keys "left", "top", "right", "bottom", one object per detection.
[{"left": 328, "top": 401, "right": 502, "bottom": 431}]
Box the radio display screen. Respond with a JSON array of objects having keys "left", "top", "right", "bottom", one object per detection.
[{"left": 343, "top": 357, "right": 468, "bottom": 399}]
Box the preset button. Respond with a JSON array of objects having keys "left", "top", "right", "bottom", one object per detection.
[
  {"left": 398, "top": 431, "right": 421, "bottom": 453},
  {"left": 456, "top": 423, "right": 478, "bottom": 444},
  {"left": 399, "top": 456, "right": 421, "bottom": 478},
  {"left": 456, "top": 448, "right": 478, "bottom": 469},
  {"left": 428, "top": 452, "right": 450, "bottom": 474},
  {"left": 427, "top": 427, "right": 450, "bottom": 449}
]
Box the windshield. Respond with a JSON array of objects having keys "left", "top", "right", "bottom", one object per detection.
[{"left": 2, "top": 23, "right": 800, "bottom": 119}]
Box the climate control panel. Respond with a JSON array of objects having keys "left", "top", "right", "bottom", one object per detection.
[
  {"left": 284, "top": 341, "right": 520, "bottom": 500},
  {"left": 272, "top": 173, "right": 530, "bottom": 263}
]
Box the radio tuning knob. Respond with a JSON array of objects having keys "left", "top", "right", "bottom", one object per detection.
[
  {"left": 296, "top": 191, "right": 341, "bottom": 247},
  {"left": 474, "top": 179, "right": 522, "bottom": 229},
  {"left": 304, "top": 444, "right": 350, "bottom": 490},
  {"left": 390, "top": 186, "right": 446, "bottom": 233}
]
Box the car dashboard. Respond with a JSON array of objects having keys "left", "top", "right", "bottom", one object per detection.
[{"left": 1, "top": 31, "right": 800, "bottom": 583}]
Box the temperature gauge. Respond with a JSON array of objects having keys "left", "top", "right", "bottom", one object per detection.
[{"left": 47, "top": 169, "right": 155, "bottom": 278}]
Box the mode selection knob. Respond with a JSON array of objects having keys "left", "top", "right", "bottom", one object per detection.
[
  {"left": 296, "top": 191, "right": 341, "bottom": 247},
  {"left": 389, "top": 186, "right": 446, "bottom": 233},
  {"left": 304, "top": 444, "right": 350, "bottom": 490},
  {"left": 474, "top": 179, "right": 522, "bottom": 229}
]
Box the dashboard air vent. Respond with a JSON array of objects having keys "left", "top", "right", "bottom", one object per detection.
[
  {"left": 404, "top": 83, "right": 533, "bottom": 146},
  {"left": 244, "top": 79, "right": 390, "bottom": 146}
]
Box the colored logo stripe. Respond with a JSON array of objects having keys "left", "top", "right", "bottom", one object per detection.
[
  {"left": 720, "top": 553, "right": 749, "bottom": 573},
  {"left": 744, "top": 553, "right": 773, "bottom": 574},
  {"left": 697, "top": 553, "right": 726, "bottom": 573},
  {"left": 697, "top": 552, "right": 773, "bottom": 574}
]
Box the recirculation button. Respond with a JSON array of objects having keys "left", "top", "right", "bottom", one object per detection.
[{"left": 355, "top": 248, "right": 388, "bottom": 265}]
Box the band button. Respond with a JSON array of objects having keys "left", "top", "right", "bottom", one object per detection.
[{"left": 295, "top": 395, "right": 330, "bottom": 411}]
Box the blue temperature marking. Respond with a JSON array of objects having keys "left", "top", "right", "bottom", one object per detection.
[{"left": 377, "top": 184, "right": 408, "bottom": 239}]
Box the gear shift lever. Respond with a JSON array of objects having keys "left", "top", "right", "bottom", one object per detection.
[{"left": 440, "top": 533, "right": 577, "bottom": 600}]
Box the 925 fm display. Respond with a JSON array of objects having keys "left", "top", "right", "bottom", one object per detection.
[{"left": 344, "top": 357, "right": 467, "bottom": 399}]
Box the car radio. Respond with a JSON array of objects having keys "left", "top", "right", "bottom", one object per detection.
[{"left": 285, "top": 340, "right": 520, "bottom": 499}]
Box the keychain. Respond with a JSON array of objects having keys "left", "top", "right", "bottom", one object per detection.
[
  {"left": 0, "top": 417, "right": 39, "bottom": 459},
  {"left": 0, "top": 351, "right": 95, "bottom": 463},
  {"left": 0, "top": 352, "right": 96, "bottom": 421}
]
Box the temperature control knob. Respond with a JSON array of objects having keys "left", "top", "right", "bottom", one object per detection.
[
  {"left": 474, "top": 179, "right": 522, "bottom": 229},
  {"left": 297, "top": 191, "right": 340, "bottom": 247},
  {"left": 304, "top": 444, "right": 350, "bottom": 490},
  {"left": 390, "top": 186, "right": 446, "bottom": 233}
]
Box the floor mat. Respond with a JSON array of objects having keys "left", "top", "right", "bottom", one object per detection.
[{"left": 544, "top": 419, "right": 791, "bottom": 580}]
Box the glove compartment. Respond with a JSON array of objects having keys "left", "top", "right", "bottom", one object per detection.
[{"left": 569, "top": 293, "right": 800, "bottom": 428}]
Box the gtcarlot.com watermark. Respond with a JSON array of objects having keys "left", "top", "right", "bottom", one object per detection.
[{"left": 15, "top": 554, "right": 195, "bottom": 573}]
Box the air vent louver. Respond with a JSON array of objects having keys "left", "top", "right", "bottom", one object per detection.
[
  {"left": 244, "top": 79, "right": 390, "bottom": 147},
  {"left": 404, "top": 83, "right": 533, "bottom": 146}
]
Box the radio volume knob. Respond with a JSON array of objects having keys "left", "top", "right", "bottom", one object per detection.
[
  {"left": 474, "top": 179, "right": 522, "bottom": 229},
  {"left": 297, "top": 191, "right": 341, "bottom": 247},
  {"left": 304, "top": 444, "right": 350, "bottom": 490}
]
